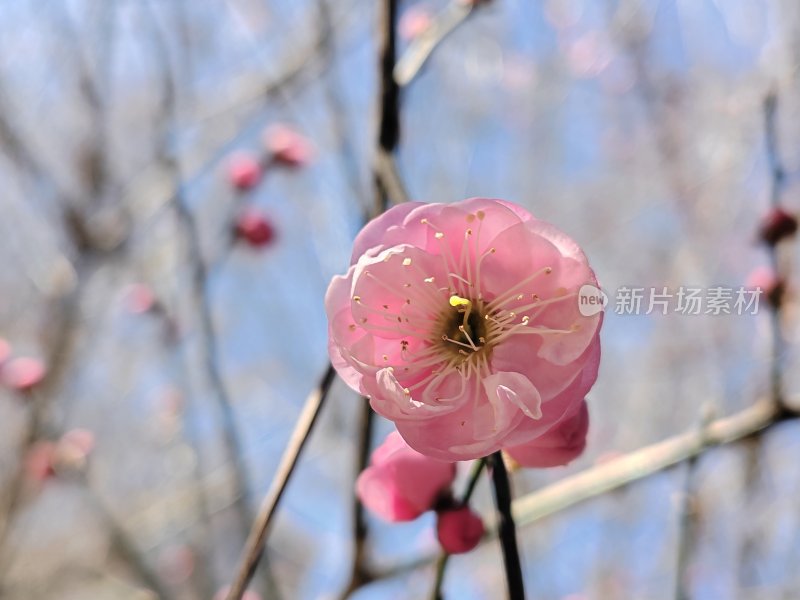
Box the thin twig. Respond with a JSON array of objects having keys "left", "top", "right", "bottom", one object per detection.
[
  {"left": 86, "top": 486, "right": 176, "bottom": 600},
  {"left": 144, "top": 0, "right": 257, "bottom": 550},
  {"left": 225, "top": 364, "right": 337, "bottom": 600},
  {"left": 430, "top": 458, "right": 486, "bottom": 600},
  {"left": 488, "top": 452, "right": 525, "bottom": 600},
  {"left": 339, "top": 402, "right": 375, "bottom": 599},
  {"left": 394, "top": 0, "right": 483, "bottom": 87}
]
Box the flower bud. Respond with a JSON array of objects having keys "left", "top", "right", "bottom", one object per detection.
[
  {"left": 1, "top": 357, "right": 46, "bottom": 392},
  {"left": 25, "top": 441, "right": 57, "bottom": 483},
  {"left": 746, "top": 266, "right": 785, "bottom": 310},
  {"left": 436, "top": 506, "right": 485, "bottom": 554},
  {"left": 263, "top": 124, "right": 314, "bottom": 167},
  {"left": 356, "top": 431, "right": 456, "bottom": 522},
  {"left": 122, "top": 283, "right": 157, "bottom": 314},
  {"left": 758, "top": 207, "right": 797, "bottom": 246},
  {"left": 227, "top": 153, "right": 262, "bottom": 190},
  {"left": 234, "top": 209, "right": 276, "bottom": 248}
]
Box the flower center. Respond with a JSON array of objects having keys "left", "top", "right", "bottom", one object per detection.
[{"left": 438, "top": 295, "right": 490, "bottom": 361}]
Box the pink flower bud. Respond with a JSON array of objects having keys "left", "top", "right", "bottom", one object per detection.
[
  {"left": 399, "top": 7, "right": 432, "bottom": 40},
  {"left": 227, "top": 153, "right": 262, "bottom": 190},
  {"left": 504, "top": 400, "right": 589, "bottom": 468},
  {"left": 263, "top": 124, "right": 314, "bottom": 167},
  {"left": 436, "top": 506, "right": 485, "bottom": 554},
  {"left": 746, "top": 266, "right": 785, "bottom": 309},
  {"left": 1, "top": 357, "right": 46, "bottom": 392},
  {"left": 234, "top": 209, "right": 276, "bottom": 248},
  {"left": 758, "top": 207, "right": 797, "bottom": 246},
  {"left": 24, "top": 441, "right": 57, "bottom": 483},
  {"left": 356, "top": 431, "right": 456, "bottom": 522},
  {"left": 122, "top": 283, "right": 157, "bottom": 314}
]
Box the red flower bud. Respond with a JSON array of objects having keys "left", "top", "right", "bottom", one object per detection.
[
  {"left": 759, "top": 207, "right": 797, "bottom": 246},
  {"left": 436, "top": 506, "right": 485, "bottom": 554},
  {"left": 234, "top": 209, "right": 276, "bottom": 247}
]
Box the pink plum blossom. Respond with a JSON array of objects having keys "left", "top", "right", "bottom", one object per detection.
[
  {"left": 356, "top": 431, "right": 456, "bottom": 522},
  {"left": 436, "top": 505, "right": 485, "bottom": 554},
  {"left": 326, "top": 198, "right": 602, "bottom": 460},
  {"left": 504, "top": 399, "right": 588, "bottom": 467},
  {"left": 263, "top": 124, "right": 314, "bottom": 167}
]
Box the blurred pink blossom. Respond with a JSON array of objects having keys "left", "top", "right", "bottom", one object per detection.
[
  {"left": 227, "top": 153, "right": 262, "bottom": 190},
  {"left": 399, "top": 6, "right": 433, "bottom": 41},
  {"left": 564, "top": 32, "right": 612, "bottom": 79},
  {"left": 263, "top": 124, "right": 314, "bottom": 167},
  {"left": 505, "top": 399, "right": 588, "bottom": 467},
  {"left": 24, "top": 441, "right": 57, "bottom": 483},
  {"left": 746, "top": 266, "right": 785, "bottom": 309},
  {"left": 122, "top": 283, "right": 157, "bottom": 314},
  {"left": 436, "top": 505, "right": 484, "bottom": 554},
  {"left": 1, "top": 356, "right": 46, "bottom": 392},
  {"left": 356, "top": 431, "right": 455, "bottom": 522},
  {"left": 234, "top": 208, "right": 276, "bottom": 248},
  {"left": 326, "top": 198, "right": 602, "bottom": 460}
]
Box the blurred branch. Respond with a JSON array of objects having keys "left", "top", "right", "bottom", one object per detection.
[
  {"left": 339, "top": 402, "right": 375, "bottom": 599},
  {"left": 394, "top": 0, "right": 484, "bottom": 87},
  {"left": 511, "top": 399, "right": 795, "bottom": 527},
  {"left": 225, "top": 364, "right": 337, "bottom": 600},
  {"left": 374, "top": 397, "right": 800, "bottom": 581},
  {"left": 87, "top": 486, "right": 176, "bottom": 600},
  {"left": 375, "top": 149, "right": 410, "bottom": 206},
  {"left": 142, "top": 4, "right": 264, "bottom": 597}
]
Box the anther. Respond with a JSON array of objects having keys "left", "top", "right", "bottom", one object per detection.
[{"left": 402, "top": 258, "right": 412, "bottom": 266}]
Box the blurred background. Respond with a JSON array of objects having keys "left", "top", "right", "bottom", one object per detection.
[{"left": 1, "top": 0, "right": 800, "bottom": 598}]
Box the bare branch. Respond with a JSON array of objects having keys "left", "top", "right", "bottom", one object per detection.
[
  {"left": 394, "top": 1, "right": 484, "bottom": 87},
  {"left": 225, "top": 364, "right": 337, "bottom": 600}
]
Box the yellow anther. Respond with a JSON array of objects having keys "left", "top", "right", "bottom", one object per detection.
[{"left": 449, "top": 295, "right": 471, "bottom": 308}]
